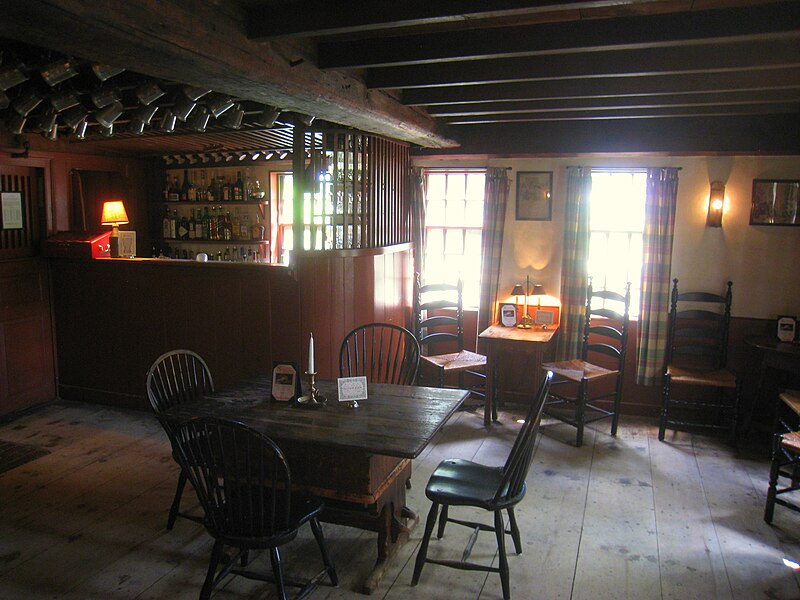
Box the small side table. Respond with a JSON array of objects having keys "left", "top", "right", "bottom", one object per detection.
[{"left": 478, "top": 324, "right": 559, "bottom": 427}]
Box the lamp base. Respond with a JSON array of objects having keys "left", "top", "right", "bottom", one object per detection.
[
  {"left": 109, "top": 234, "right": 120, "bottom": 258},
  {"left": 517, "top": 314, "right": 534, "bottom": 329}
]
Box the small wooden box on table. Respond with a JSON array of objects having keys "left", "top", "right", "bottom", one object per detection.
[{"left": 478, "top": 324, "right": 558, "bottom": 426}]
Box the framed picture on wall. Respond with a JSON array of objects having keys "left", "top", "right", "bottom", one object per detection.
[
  {"left": 750, "top": 179, "right": 800, "bottom": 226},
  {"left": 516, "top": 171, "right": 553, "bottom": 221}
]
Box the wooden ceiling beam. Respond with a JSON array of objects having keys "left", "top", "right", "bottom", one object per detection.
[
  {"left": 246, "top": 0, "right": 688, "bottom": 39},
  {"left": 0, "top": 0, "right": 458, "bottom": 148},
  {"left": 403, "top": 68, "right": 800, "bottom": 106},
  {"left": 426, "top": 89, "right": 800, "bottom": 117},
  {"left": 368, "top": 39, "right": 800, "bottom": 89},
  {"left": 441, "top": 102, "right": 799, "bottom": 125},
  {"left": 318, "top": 1, "right": 800, "bottom": 69}
]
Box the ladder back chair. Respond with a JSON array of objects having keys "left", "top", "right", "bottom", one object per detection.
[
  {"left": 146, "top": 349, "right": 214, "bottom": 530},
  {"left": 339, "top": 322, "right": 421, "bottom": 385},
  {"left": 413, "top": 274, "right": 489, "bottom": 414},
  {"left": 658, "top": 279, "right": 740, "bottom": 442},
  {"left": 411, "top": 370, "right": 552, "bottom": 600},
  {"left": 163, "top": 416, "right": 338, "bottom": 600},
  {"left": 765, "top": 390, "right": 800, "bottom": 524},
  {"left": 542, "top": 280, "right": 631, "bottom": 447}
]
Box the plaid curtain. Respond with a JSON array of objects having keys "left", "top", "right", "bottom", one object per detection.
[
  {"left": 478, "top": 168, "right": 510, "bottom": 334},
  {"left": 409, "top": 167, "right": 427, "bottom": 279},
  {"left": 636, "top": 167, "right": 679, "bottom": 385},
  {"left": 555, "top": 167, "right": 592, "bottom": 359}
]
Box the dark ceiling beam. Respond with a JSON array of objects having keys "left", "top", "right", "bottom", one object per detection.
[
  {"left": 0, "top": 0, "right": 457, "bottom": 148},
  {"left": 403, "top": 68, "right": 800, "bottom": 106},
  {"left": 368, "top": 39, "right": 800, "bottom": 89},
  {"left": 318, "top": 2, "right": 800, "bottom": 69},
  {"left": 426, "top": 90, "right": 800, "bottom": 117},
  {"left": 441, "top": 102, "right": 799, "bottom": 125},
  {"left": 412, "top": 113, "right": 800, "bottom": 155},
  {"left": 246, "top": 0, "right": 682, "bottom": 39}
]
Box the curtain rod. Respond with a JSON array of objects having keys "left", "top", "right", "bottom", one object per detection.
[{"left": 567, "top": 166, "right": 682, "bottom": 171}]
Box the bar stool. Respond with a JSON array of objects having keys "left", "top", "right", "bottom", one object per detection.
[{"left": 764, "top": 390, "right": 800, "bottom": 523}]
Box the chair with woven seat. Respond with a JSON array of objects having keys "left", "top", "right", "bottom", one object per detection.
[
  {"left": 765, "top": 390, "right": 800, "bottom": 523},
  {"left": 541, "top": 280, "right": 631, "bottom": 447},
  {"left": 339, "top": 322, "right": 421, "bottom": 385},
  {"left": 658, "top": 279, "right": 740, "bottom": 442},
  {"left": 146, "top": 349, "right": 214, "bottom": 530},
  {"left": 414, "top": 275, "right": 489, "bottom": 415},
  {"left": 411, "top": 370, "right": 552, "bottom": 600},
  {"left": 164, "top": 415, "right": 338, "bottom": 600}
]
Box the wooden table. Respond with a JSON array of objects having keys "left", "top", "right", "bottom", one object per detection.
[
  {"left": 478, "top": 324, "right": 559, "bottom": 426},
  {"left": 167, "top": 377, "right": 468, "bottom": 594},
  {"left": 744, "top": 336, "right": 800, "bottom": 435}
]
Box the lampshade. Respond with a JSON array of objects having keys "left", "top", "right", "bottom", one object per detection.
[
  {"left": 707, "top": 181, "right": 725, "bottom": 227},
  {"left": 511, "top": 284, "right": 525, "bottom": 296},
  {"left": 101, "top": 201, "right": 129, "bottom": 226},
  {"left": 531, "top": 284, "right": 546, "bottom": 296}
]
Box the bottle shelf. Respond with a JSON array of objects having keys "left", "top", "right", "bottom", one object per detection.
[
  {"left": 158, "top": 200, "right": 267, "bottom": 206},
  {"left": 165, "top": 239, "right": 268, "bottom": 245}
]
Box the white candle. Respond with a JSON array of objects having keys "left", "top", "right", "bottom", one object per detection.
[{"left": 308, "top": 332, "right": 315, "bottom": 373}]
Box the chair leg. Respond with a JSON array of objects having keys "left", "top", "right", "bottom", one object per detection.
[
  {"left": 730, "top": 380, "right": 742, "bottom": 444},
  {"left": 765, "top": 435, "right": 782, "bottom": 524},
  {"left": 507, "top": 507, "right": 522, "bottom": 554},
  {"left": 611, "top": 377, "right": 622, "bottom": 437},
  {"left": 270, "top": 547, "right": 287, "bottom": 600},
  {"left": 167, "top": 469, "right": 188, "bottom": 530},
  {"left": 310, "top": 517, "right": 338, "bottom": 586},
  {"left": 494, "top": 510, "right": 511, "bottom": 600},
  {"left": 575, "top": 379, "right": 588, "bottom": 447},
  {"left": 200, "top": 539, "right": 225, "bottom": 600},
  {"left": 438, "top": 366, "right": 445, "bottom": 388},
  {"left": 437, "top": 504, "right": 449, "bottom": 539},
  {"left": 412, "top": 502, "right": 440, "bottom": 586},
  {"left": 659, "top": 374, "right": 671, "bottom": 441}
]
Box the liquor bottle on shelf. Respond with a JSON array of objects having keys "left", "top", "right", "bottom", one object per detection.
[
  {"left": 223, "top": 247, "right": 231, "bottom": 261},
  {"left": 188, "top": 209, "right": 196, "bottom": 240},
  {"left": 162, "top": 207, "right": 172, "bottom": 239},
  {"left": 232, "top": 211, "right": 241, "bottom": 240},
  {"left": 170, "top": 209, "right": 178, "bottom": 239},
  {"left": 178, "top": 212, "right": 189, "bottom": 240},
  {"left": 251, "top": 210, "right": 265, "bottom": 241},
  {"left": 240, "top": 213, "right": 250, "bottom": 240},
  {"left": 180, "top": 169, "right": 190, "bottom": 201},
  {"left": 168, "top": 176, "right": 180, "bottom": 201},
  {"left": 198, "top": 170, "right": 208, "bottom": 202},
  {"left": 203, "top": 206, "right": 211, "bottom": 240},
  {"left": 244, "top": 169, "right": 253, "bottom": 200},
  {"left": 187, "top": 171, "right": 197, "bottom": 201},
  {"left": 251, "top": 179, "right": 265, "bottom": 200},
  {"left": 220, "top": 176, "right": 230, "bottom": 201},
  {"left": 208, "top": 172, "right": 217, "bottom": 202},
  {"left": 233, "top": 171, "right": 244, "bottom": 201},
  {"left": 163, "top": 175, "right": 171, "bottom": 202},
  {"left": 223, "top": 211, "right": 233, "bottom": 241}
]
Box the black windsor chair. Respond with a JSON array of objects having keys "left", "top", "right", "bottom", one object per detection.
[
  {"left": 146, "top": 349, "right": 214, "bottom": 529},
  {"left": 339, "top": 322, "right": 421, "bottom": 385},
  {"left": 411, "top": 370, "right": 553, "bottom": 600}
]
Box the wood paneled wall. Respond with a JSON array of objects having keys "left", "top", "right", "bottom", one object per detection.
[
  {"left": 50, "top": 259, "right": 300, "bottom": 410},
  {"left": 294, "top": 243, "right": 413, "bottom": 378}
]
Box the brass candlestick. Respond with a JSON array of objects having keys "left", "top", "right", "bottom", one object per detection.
[{"left": 297, "top": 371, "right": 327, "bottom": 406}]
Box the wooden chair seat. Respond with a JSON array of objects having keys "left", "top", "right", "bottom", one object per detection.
[
  {"left": 420, "top": 350, "right": 486, "bottom": 374},
  {"left": 665, "top": 365, "right": 738, "bottom": 388},
  {"left": 542, "top": 358, "right": 618, "bottom": 384},
  {"left": 781, "top": 431, "right": 800, "bottom": 453},
  {"left": 780, "top": 390, "right": 800, "bottom": 417}
]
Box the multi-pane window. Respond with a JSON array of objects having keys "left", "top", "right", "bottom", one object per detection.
[
  {"left": 588, "top": 170, "right": 646, "bottom": 317},
  {"left": 423, "top": 171, "right": 485, "bottom": 308}
]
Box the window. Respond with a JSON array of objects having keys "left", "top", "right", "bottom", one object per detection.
[
  {"left": 588, "top": 170, "right": 646, "bottom": 317},
  {"left": 423, "top": 170, "right": 485, "bottom": 308},
  {"left": 276, "top": 172, "right": 294, "bottom": 264}
]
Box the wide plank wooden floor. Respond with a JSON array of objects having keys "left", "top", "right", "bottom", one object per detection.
[{"left": 1, "top": 400, "right": 799, "bottom": 600}]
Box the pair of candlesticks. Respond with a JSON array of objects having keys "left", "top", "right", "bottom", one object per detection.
[{"left": 511, "top": 276, "right": 547, "bottom": 329}]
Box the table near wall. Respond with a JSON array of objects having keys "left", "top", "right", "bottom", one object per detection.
[
  {"left": 744, "top": 336, "right": 800, "bottom": 435},
  {"left": 479, "top": 324, "right": 559, "bottom": 426},
  {"left": 165, "top": 376, "right": 468, "bottom": 594}
]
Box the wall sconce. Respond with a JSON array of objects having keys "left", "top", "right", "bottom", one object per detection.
[
  {"left": 101, "top": 200, "right": 129, "bottom": 258},
  {"left": 707, "top": 181, "right": 725, "bottom": 227}
]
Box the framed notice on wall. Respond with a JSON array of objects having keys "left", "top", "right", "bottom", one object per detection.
[
  {"left": 1, "top": 192, "right": 23, "bottom": 229},
  {"left": 516, "top": 172, "right": 553, "bottom": 221}
]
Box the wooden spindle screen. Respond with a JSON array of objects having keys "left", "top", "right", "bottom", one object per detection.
[
  {"left": 305, "top": 130, "right": 409, "bottom": 250},
  {"left": 0, "top": 167, "right": 39, "bottom": 259}
]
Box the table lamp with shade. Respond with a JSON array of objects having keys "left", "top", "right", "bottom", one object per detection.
[
  {"left": 531, "top": 284, "right": 548, "bottom": 328},
  {"left": 511, "top": 276, "right": 535, "bottom": 329},
  {"left": 100, "top": 200, "right": 128, "bottom": 258}
]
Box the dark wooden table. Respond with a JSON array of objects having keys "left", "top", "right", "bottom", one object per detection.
[
  {"left": 167, "top": 377, "right": 468, "bottom": 594},
  {"left": 744, "top": 336, "right": 800, "bottom": 435},
  {"left": 479, "top": 324, "right": 559, "bottom": 426}
]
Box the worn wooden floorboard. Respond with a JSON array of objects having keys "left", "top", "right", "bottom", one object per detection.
[{"left": 1, "top": 402, "right": 800, "bottom": 599}]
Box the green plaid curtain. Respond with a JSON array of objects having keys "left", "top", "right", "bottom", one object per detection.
[
  {"left": 555, "top": 167, "right": 592, "bottom": 360},
  {"left": 635, "top": 167, "right": 679, "bottom": 385},
  {"left": 478, "top": 168, "right": 510, "bottom": 334},
  {"left": 409, "top": 167, "right": 427, "bottom": 279}
]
